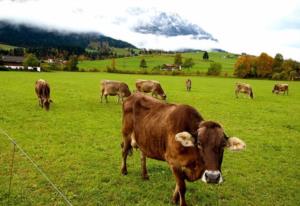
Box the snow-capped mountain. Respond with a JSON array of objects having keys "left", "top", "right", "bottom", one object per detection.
[{"left": 133, "top": 12, "right": 217, "bottom": 41}]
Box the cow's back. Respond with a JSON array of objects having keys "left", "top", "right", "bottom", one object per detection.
[
  {"left": 35, "top": 79, "right": 50, "bottom": 98},
  {"left": 123, "top": 93, "right": 203, "bottom": 160},
  {"left": 101, "top": 80, "right": 121, "bottom": 95}
]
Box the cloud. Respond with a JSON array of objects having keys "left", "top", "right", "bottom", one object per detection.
[{"left": 0, "top": 0, "right": 300, "bottom": 60}]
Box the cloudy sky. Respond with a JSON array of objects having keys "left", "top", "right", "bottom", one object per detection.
[{"left": 0, "top": 0, "right": 300, "bottom": 60}]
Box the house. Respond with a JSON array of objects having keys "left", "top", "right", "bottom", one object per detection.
[
  {"left": 1, "top": 55, "right": 41, "bottom": 72},
  {"left": 161, "top": 64, "right": 181, "bottom": 71}
]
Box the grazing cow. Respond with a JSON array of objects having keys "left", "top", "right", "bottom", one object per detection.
[
  {"left": 35, "top": 79, "right": 52, "bottom": 111},
  {"left": 135, "top": 79, "right": 167, "bottom": 100},
  {"left": 186, "top": 79, "right": 192, "bottom": 92},
  {"left": 121, "top": 93, "right": 245, "bottom": 206},
  {"left": 100, "top": 80, "right": 131, "bottom": 103},
  {"left": 272, "top": 83, "right": 288, "bottom": 95},
  {"left": 235, "top": 82, "right": 254, "bottom": 99}
]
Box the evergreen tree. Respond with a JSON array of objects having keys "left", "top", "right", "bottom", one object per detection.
[
  {"left": 203, "top": 51, "right": 209, "bottom": 60},
  {"left": 140, "top": 58, "right": 147, "bottom": 68}
]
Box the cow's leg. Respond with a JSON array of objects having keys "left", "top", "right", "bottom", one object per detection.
[
  {"left": 100, "top": 89, "right": 104, "bottom": 103},
  {"left": 121, "top": 138, "right": 132, "bottom": 175},
  {"left": 105, "top": 94, "right": 108, "bottom": 103},
  {"left": 235, "top": 90, "right": 239, "bottom": 98},
  {"left": 117, "top": 95, "right": 120, "bottom": 104},
  {"left": 38, "top": 97, "right": 42, "bottom": 107},
  {"left": 171, "top": 167, "right": 187, "bottom": 206},
  {"left": 140, "top": 152, "right": 149, "bottom": 180}
]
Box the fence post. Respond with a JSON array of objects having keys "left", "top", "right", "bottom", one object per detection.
[{"left": 8, "top": 142, "right": 16, "bottom": 206}]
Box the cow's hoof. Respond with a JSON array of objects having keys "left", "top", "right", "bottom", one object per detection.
[
  {"left": 121, "top": 169, "right": 128, "bottom": 175},
  {"left": 142, "top": 174, "right": 149, "bottom": 180},
  {"left": 171, "top": 197, "right": 179, "bottom": 205}
]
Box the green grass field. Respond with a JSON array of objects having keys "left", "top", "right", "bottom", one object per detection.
[
  {"left": 0, "top": 43, "right": 17, "bottom": 50},
  {"left": 78, "top": 52, "right": 237, "bottom": 74},
  {"left": 0, "top": 72, "right": 299, "bottom": 206}
]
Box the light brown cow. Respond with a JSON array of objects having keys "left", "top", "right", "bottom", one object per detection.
[
  {"left": 121, "top": 93, "right": 245, "bottom": 206},
  {"left": 186, "top": 79, "right": 192, "bottom": 92},
  {"left": 135, "top": 79, "right": 167, "bottom": 100},
  {"left": 235, "top": 82, "right": 254, "bottom": 99},
  {"left": 272, "top": 83, "right": 288, "bottom": 95},
  {"left": 100, "top": 80, "right": 131, "bottom": 103},
  {"left": 35, "top": 79, "right": 52, "bottom": 111}
]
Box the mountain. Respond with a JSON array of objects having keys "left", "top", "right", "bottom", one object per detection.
[
  {"left": 0, "top": 20, "right": 136, "bottom": 49},
  {"left": 133, "top": 12, "right": 217, "bottom": 41}
]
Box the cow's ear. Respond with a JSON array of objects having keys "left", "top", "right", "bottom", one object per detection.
[
  {"left": 175, "top": 132, "right": 195, "bottom": 147},
  {"left": 226, "top": 137, "right": 246, "bottom": 151}
]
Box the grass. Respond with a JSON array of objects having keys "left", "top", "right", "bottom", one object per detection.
[
  {"left": 0, "top": 43, "right": 17, "bottom": 50},
  {"left": 0, "top": 71, "right": 299, "bottom": 206},
  {"left": 78, "top": 52, "right": 237, "bottom": 74}
]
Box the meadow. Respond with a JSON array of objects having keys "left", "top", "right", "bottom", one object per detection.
[
  {"left": 0, "top": 71, "right": 299, "bottom": 206},
  {"left": 78, "top": 52, "right": 237, "bottom": 74}
]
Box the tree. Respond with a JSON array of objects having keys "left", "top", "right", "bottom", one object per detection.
[
  {"left": 256, "top": 53, "right": 274, "bottom": 78},
  {"left": 64, "top": 55, "right": 78, "bottom": 71},
  {"left": 207, "top": 62, "right": 222, "bottom": 75},
  {"left": 273, "top": 53, "right": 284, "bottom": 73},
  {"left": 234, "top": 55, "right": 256, "bottom": 78},
  {"left": 182, "top": 58, "right": 195, "bottom": 68},
  {"left": 203, "top": 51, "right": 209, "bottom": 60},
  {"left": 140, "top": 58, "right": 147, "bottom": 68},
  {"left": 111, "top": 58, "right": 116, "bottom": 70},
  {"left": 174, "top": 53, "right": 182, "bottom": 66},
  {"left": 23, "top": 53, "right": 40, "bottom": 68}
]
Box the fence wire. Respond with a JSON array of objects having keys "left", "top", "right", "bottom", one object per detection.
[{"left": 0, "top": 128, "right": 73, "bottom": 206}]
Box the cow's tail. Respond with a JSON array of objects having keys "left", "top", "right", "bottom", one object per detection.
[{"left": 250, "top": 89, "right": 254, "bottom": 99}]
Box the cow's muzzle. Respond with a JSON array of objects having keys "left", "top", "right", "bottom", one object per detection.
[{"left": 201, "top": 170, "right": 223, "bottom": 184}]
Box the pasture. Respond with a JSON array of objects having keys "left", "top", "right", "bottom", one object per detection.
[
  {"left": 78, "top": 52, "right": 237, "bottom": 74},
  {"left": 0, "top": 71, "right": 299, "bottom": 206}
]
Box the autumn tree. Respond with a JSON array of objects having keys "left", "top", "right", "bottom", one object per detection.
[
  {"left": 256, "top": 52, "right": 273, "bottom": 78},
  {"left": 234, "top": 55, "right": 255, "bottom": 78}
]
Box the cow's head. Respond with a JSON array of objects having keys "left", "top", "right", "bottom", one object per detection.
[
  {"left": 43, "top": 98, "right": 52, "bottom": 111},
  {"left": 155, "top": 84, "right": 167, "bottom": 100},
  {"left": 121, "top": 83, "right": 132, "bottom": 98},
  {"left": 175, "top": 121, "right": 245, "bottom": 184}
]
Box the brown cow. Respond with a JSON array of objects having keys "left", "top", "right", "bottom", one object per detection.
[
  {"left": 272, "top": 83, "right": 288, "bottom": 95},
  {"left": 235, "top": 82, "right": 254, "bottom": 99},
  {"left": 101, "top": 80, "right": 131, "bottom": 103},
  {"left": 121, "top": 93, "right": 245, "bottom": 206},
  {"left": 135, "top": 79, "right": 167, "bottom": 100},
  {"left": 186, "top": 79, "right": 192, "bottom": 92},
  {"left": 35, "top": 79, "right": 52, "bottom": 111}
]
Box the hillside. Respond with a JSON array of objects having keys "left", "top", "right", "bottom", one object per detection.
[
  {"left": 78, "top": 51, "right": 238, "bottom": 74},
  {"left": 0, "top": 20, "right": 136, "bottom": 50}
]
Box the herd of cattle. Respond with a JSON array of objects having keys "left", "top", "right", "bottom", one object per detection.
[{"left": 34, "top": 78, "right": 289, "bottom": 206}]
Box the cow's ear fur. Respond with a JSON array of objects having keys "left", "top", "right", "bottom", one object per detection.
[
  {"left": 226, "top": 137, "right": 246, "bottom": 151},
  {"left": 175, "top": 132, "right": 195, "bottom": 147}
]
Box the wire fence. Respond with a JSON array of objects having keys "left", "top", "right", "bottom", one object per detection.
[{"left": 0, "top": 128, "right": 73, "bottom": 206}]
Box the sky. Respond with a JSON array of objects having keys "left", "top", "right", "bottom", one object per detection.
[{"left": 0, "top": 0, "right": 300, "bottom": 60}]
